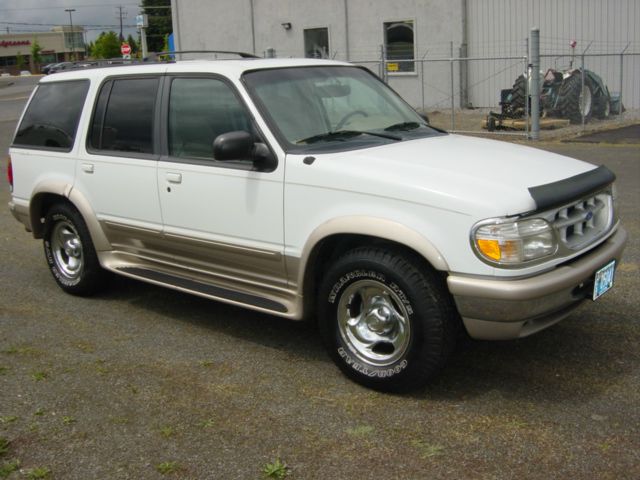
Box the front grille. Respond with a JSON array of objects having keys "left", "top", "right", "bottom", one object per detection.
[{"left": 551, "top": 191, "right": 613, "bottom": 250}]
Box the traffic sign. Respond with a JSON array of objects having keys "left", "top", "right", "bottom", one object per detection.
[{"left": 121, "top": 43, "right": 132, "bottom": 56}]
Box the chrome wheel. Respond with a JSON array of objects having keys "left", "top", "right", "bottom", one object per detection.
[
  {"left": 337, "top": 279, "right": 411, "bottom": 366},
  {"left": 50, "top": 220, "right": 84, "bottom": 280}
]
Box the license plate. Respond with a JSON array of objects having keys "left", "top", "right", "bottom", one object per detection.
[{"left": 593, "top": 260, "right": 616, "bottom": 301}]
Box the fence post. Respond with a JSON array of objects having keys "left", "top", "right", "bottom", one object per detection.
[
  {"left": 524, "top": 38, "right": 529, "bottom": 138},
  {"left": 450, "top": 41, "right": 455, "bottom": 131},
  {"left": 459, "top": 43, "right": 468, "bottom": 108},
  {"left": 580, "top": 42, "right": 593, "bottom": 130},
  {"left": 529, "top": 28, "right": 540, "bottom": 140},
  {"left": 619, "top": 42, "right": 630, "bottom": 119}
]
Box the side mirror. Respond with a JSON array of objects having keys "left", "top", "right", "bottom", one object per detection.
[
  {"left": 213, "top": 131, "right": 254, "bottom": 160},
  {"left": 213, "top": 131, "right": 277, "bottom": 171}
]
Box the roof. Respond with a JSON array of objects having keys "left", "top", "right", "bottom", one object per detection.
[{"left": 39, "top": 58, "right": 352, "bottom": 83}]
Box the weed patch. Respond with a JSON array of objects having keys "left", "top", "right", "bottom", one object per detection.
[
  {"left": 156, "top": 461, "right": 179, "bottom": 475},
  {"left": 31, "top": 371, "right": 47, "bottom": 381},
  {"left": 0, "top": 438, "right": 9, "bottom": 456},
  {"left": 262, "top": 458, "right": 289, "bottom": 479},
  {"left": 24, "top": 466, "right": 51, "bottom": 479},
  {"left": 346, "top": 425, "right": 374, "bottom": 437},
  {"left": 0, "top": 459, "right": 20, "bottom": 478},
  {"left": 411, "top": 440, "right": 445, "bottom": 458}
]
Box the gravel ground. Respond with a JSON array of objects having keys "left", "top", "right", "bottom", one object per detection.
[{"left": 1, "top": 77, "right": 639, "bottom": 479}]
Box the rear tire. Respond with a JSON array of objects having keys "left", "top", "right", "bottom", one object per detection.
[
  {"left": 318, "top": 247, "right": 457, "bottom": 392},
  {"left": 43, "top": 203, "right": 107, "bottom": 296},
  {"left": 558, "top": 72, "right": 594, "bottom": 124},
  {"left": 509, "top": 75, "right": 527, "bottom": 115}
]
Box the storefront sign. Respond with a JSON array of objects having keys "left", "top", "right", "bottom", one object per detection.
[{"left": 1, "top": 40, "right": 31, "bottom": 48}]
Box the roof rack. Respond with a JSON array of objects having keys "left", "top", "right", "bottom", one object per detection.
[
  {"left": 59, "top": 57, "right": 168, "bottom": 72},
  {"left": 154, "top": 50, "right": 260, "bottom": 59},
  {"left": 54, "top": 50, "right": 260, "bottom": 73}
]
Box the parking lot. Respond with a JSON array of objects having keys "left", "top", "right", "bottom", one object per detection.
[{"left": 1, "top": 76, "right": 639, "bottom": 479}]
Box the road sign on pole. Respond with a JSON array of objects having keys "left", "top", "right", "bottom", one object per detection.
[{"left": 121, "top": 43, "right": 132, "bottom": 57}]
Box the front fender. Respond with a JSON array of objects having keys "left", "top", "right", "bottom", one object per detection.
[{"left": 294, "top": 215, "right": 449, "bottom": 289}]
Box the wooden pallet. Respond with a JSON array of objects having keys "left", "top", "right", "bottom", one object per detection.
[{"left": 482, "top": 117, "right": 571, "bottom": 130}]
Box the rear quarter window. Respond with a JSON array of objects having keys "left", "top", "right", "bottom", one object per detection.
[{"left": 13, "top": 80, "right": 89, "bottom": 151}]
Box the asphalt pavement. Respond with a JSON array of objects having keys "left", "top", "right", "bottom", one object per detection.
[{"left": 0, "top": 77, "right": 638, "bottom": 479}]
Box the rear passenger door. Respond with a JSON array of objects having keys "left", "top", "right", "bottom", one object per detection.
[
  {"left": 156, "top": 75, "right": 286, "bottom": 291},
  {"left": 77, "top": 76, "right": 164, "bottom": 252}
]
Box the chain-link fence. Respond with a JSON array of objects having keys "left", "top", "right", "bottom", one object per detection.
[{"left": 352, "top": 43, "right": 639, "bottom": 138}]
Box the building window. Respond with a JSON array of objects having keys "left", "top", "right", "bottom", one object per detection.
[
  {"left": 384, "top": 21, "right": 415, "bottom": 73},
  {"left": 304, "top": 28, "right": 329, "bottom": 59}
]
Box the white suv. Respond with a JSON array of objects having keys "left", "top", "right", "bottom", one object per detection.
[{"left": 7, "top": 56, "right": 627, "bottom": 391}]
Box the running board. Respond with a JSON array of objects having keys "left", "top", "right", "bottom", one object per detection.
[{"left": 116, "top": 266, "right": 288, "bottom": 313}]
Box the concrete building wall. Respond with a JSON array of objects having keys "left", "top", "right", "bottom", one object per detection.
[
  {"left": 170, "top": 0, "right": 638, "bottom": 109},
  {"left": 171, "top": 0, "right": 463, "bottom": 108}
]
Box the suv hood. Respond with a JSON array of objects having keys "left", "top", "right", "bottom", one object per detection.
[{"left": 287, "top": 134, "right": 595, "bottom": 217}]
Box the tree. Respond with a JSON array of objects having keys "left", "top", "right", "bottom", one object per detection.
[
  {"left": 140, "top": 0, "right": 172, "bottom": 53},
  {"left": 16, "top": 52, "right": 25, "bottom": 71},
  {"left": 30, "top": 39, "right": 42, "bottom": 72},
  {"left": 91, "top": 31, "right": 121, "bottom": 59}
]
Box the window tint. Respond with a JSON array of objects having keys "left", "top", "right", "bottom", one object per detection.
[
  {"left": 90, "top": 77, "right": 158, "bottom": 154},
  {"left": 14, "top": 80, "right": 89, "bottom": 150},
  {"left": 168, "top": 77, "right": 252, "bottom": 160}
]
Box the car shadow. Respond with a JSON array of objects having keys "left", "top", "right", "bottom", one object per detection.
[{"left": 97, "top": 276, "right": 632, "bottom": 402}]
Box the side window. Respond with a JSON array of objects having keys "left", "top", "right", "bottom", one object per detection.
[
  {"left": 89, "top": 77, "right": 159, "bottom": 154},
  {"left": 13, "top": 80, "right": 89, "bottom": 151},
  {"left": 168, "top": 77, "right": 252, "bottom": 160}
]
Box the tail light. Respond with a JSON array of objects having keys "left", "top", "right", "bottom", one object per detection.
[{"left": 6, "top": 155, "right": 13, "bottom": 190}]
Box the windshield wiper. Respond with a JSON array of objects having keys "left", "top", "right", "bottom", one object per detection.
[
  {"left": 296, "top": 130, "right": 401, "bottom": 145},
  {"left": 384, "top": 121, "right": 424, "bottom": 132}
]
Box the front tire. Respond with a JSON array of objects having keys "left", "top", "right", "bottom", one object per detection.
[
  {"left": 318, "top": 248, "right": 457, "bottom": 392},
  {"left": 43, "top": 203, "right": 107, "bottom": 296}
]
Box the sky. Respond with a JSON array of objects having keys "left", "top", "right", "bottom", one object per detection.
[{"left": 0, "top": 0, "right": 149, "bottom": 43}]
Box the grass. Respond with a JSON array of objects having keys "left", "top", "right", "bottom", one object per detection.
[
  {"left": 156, "top": 461, "right": 179, "bottom": 475},
  {"left": 0, "top": 417, "right": 17, "bottom": 425},
  {"left": 24, "top": 467, "right": 51, "bottom": 479},
  {"left": 31, "top": 371, "right": 47, "bottom": 381},
  {"left": 345, "top": 425, "right": 374, "bottom": 437},
  {"left": 0, "top": 459, "right": 20, "bottom": 478},
  {"left": 159, "top": 426, "right": 175, "bottom": 438},
  {"left": 411, "top": 440, "right": 445, "bottom": 458},
  {"left": 2, "top": 345, "right": 40, "bottom": 356},
  {"left": 34, "top": 408, "right": 45, "bottom": 417},
  {"left": 262, "top": 458, "right": 289, "bottom": 479},
  {"left": 0, "top": 367, "right": 7, "bottom": 375},
  {"left": 62, "top": 416, "right": 75, "bottom": 425},
  {"left": 200, "top": 418, "right": 215, "bottom": 428},
  {"left": 0, "top": 438, "right": 9, "bottom": 456}
]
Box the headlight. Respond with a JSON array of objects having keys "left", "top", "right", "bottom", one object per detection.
[{"left": 473, "top": 218, "right": 557, "bottom": 265}]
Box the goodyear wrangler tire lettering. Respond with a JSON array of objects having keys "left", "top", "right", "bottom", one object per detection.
[{"left": 319, "top": 247, "right": 457, "bottom": 392}]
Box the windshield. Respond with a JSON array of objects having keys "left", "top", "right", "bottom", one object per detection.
[{"left": 243, "top": 66, "right": 441, "bottom": 150}]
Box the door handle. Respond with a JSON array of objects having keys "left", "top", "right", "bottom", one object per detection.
[
  {"left": 166, "top": 172, "right": 182, "bottom": 184},
  {"left": 81, "top": 163, "right": 94, "bottom": 174}
]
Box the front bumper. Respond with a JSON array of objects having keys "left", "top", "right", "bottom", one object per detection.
[{"left": 447, "top": 227, "right": 627, "bottom": 340}]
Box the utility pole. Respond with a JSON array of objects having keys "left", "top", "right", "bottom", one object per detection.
[
  {"left": 65, "top": 8, "right": 76, "bottom": 61},
  {"left": 116, "top": 5, "right": 127, "bottom": 42}
]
